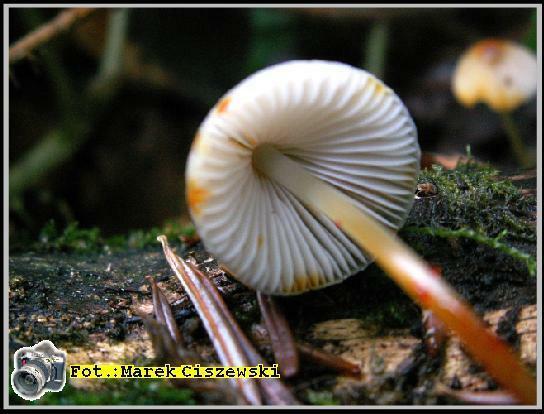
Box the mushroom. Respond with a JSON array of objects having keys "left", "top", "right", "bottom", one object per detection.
[
  {"left": 186, "top": 60, "right": 535, "bottom": 404},
  {"left": 452, "top": 39, "right": 537, "bottom": 168},
  {"left": 187, "top": 60, "right": 419, "bottom": 294}
]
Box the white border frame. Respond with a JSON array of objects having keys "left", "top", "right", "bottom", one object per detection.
[{"left": 4, "top": 3, "right": 542, "bottom": 410}]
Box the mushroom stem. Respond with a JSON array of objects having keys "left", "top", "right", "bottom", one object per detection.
[
  {"left": 253, "top": 144, "right": 536, "bottom": 405},
  {"left": 499, "top": 111, "right": 533, "bottom": 169}
]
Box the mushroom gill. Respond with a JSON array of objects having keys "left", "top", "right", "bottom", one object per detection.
[{"left": 185, "top": 60, "right": 420, "bottom": 295}]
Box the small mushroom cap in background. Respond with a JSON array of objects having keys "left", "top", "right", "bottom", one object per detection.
[
  {"left": 186, "top": 60, "right": 420, "bottom": 295},
  {"left": 452, "top": 39, "right": 537, "bottom": 113}
]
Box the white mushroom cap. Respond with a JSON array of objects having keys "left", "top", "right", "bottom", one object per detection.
[
  {"left": 186, "top": 60, "right": 420, "bottom": 295},
  {"left": 452, "top": 39, "right": 538, "bottom": 112}
]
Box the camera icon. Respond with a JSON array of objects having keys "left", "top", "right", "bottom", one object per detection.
[{"left": 11, "top": 340, "right": 67, "bottom": 401}]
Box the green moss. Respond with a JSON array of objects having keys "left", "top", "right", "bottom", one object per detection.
[
  {"left": 361, "top": 299, "right": 417, "bottom": 329},
  {"left": 348, "top": 267, "right": 419, "bottom": 329},
  {"left": 403, "top": 226, "right": 536, "bottom": 277},
  {"left": 32, "top": 219, "right": 196, "bottom": 254},
  {"left": 38, "top": 220, "right": 102, "bottom": 253},
  {"left": 9, "top": 378, "right": 195, "bottom": 406},
  {"left": 396, "top": 160, "right": 536, "bottom": 310},
  {"left": 122, "top": 223, "right": 195, "bottom": 250},
  {"left": 406, "top": 161, "right": 535, "bottom": 243},
  {"left": 305, "top": 390, "right": 340, "bottom": 405}
]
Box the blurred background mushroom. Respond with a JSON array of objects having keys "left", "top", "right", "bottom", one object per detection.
[{"left": 452, "top": 39, "right": 537, "bottom": 168}]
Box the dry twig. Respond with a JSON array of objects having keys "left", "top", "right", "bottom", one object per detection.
[
  {"left": 9, "top": 8, "right": 96, "bottom": 64},
  {"left": 143, "top": 316, "right": 237, "bottom": 401},
  {"left": 257, "top": 292, "right": 299, "bottom": 378},
  {"left": 422, "top": 309, "right": 449, "bottom": 359},
  {"left": 435, "top": 383, "right": 518, "bottom": 405},
  {"left": 157, "top": 235, "right": 298, "bottom": 405},
  {"left": 297, "top": 343, "right": 361, "bottom": 377},
  {"left": 146, "top": 275, "right": 185, "bottom": 346}
]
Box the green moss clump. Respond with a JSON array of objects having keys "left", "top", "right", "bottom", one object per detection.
[
  {"left": 38, "top": 220, "right": 102, "bottom": 253},
  {"left": 406, "top": 162, "right": 535, "bottom": 243},
  {"left": 9, "top": 379, "right": 195, "bottom": 406},
  {"left": 404, "top": 226, "right": 536, "bottom": 277},
  {"left": 305, "top": 390, "right": 340, "bottom": 405},
  {"left": 32, "top": 219, "right": 196, "bottom": 254},
  {"left": 122, "top": 223, "right": 195, "bottom": 250},
  {"left": 397, "top": 160, "right": 537, "bottom": 308}
]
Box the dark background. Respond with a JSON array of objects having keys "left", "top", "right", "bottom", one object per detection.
[{"left": 9, "top": 7, "right": 537, "bottom": 242}]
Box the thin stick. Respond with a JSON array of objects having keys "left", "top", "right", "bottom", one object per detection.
[
  {"left": 364, "top": 20, "right": 389, "bottom": 79},
  {"left": 9, "top": 8, "right": 95, "bottom": 64},
  {"left": 421, "top": 309, "right": 448, "bottom": 359},
  {"left": 189, "top": 261, "right": 298, "bottom": 405},
  {"left": 435, "top": 383, "right": 518, "bottom": 405},
  {"left": 257, "top": 292, "right": 299, "bottom": 378},
  {"left": 143, "top": 317, "right": 235, "bottom": 398},
  {"left": 253, "top": 144, "right": 536, "bottom": 405},
  {"left": 157, "top": 236, "right": 298, "bottom": 405},
  {"left": 157, "top": 236, "right": 262, "bottom": 405},
  {"left": 146, "top": 275, "right": 185, "bottom": 346},
  {"left": 297, "top": 343, "right": 361, "bottom": 377},
  {"left": 143, "top": 317, "right": 187, "bottom": 365}
]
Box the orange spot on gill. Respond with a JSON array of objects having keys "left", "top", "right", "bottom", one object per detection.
[
  {"left": 310, "top": 273, "right": 321, "bottom": 287},
  {"left": 374, "top": 81, "right": 385, "bottom": 95},
  {"left": 186, "top": 180, "right": 209, "bottom": 216},
  {"left": 191, "top": 132, "right": 205, "bottom": 153},
  {"left": 367, "top": 76, "right": 390, "bottom": 96},
  {"left": 293, "top": 277, "right": 308, "bottom": 293},
  {"left": 216, "top": 96, "right": 231, "bottom": 114},
  {"left": 289, "top": 273, "right": 323, "bottom": 294}
]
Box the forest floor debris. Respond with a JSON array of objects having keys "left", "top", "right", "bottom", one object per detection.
[{"left": 9, "top": 163, "right": 536, "bottom": 405}]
